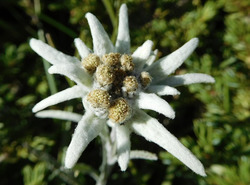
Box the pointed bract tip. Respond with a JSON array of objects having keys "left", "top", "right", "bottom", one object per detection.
[
  {"left": 191, "top": 159, "right": 207, "bottom": 177},
  {"left": 118, "top": 158, "right": 128, "bottom": 171},
  {"left": 85, "top": 12, "right": 94, "bottom": 19},
  {"left": 169, "top": 112, "right": 175, "bottom": 119},
  {"left": 29, "top": 38, "right": 34, "bottom": 45},
  {"left": 187, "top": 38, "right": 199, "bottom": 50},
  {"left": 145, "top": 40, "right": 154, "bottom": 47},
  {"left": 191, "top": 37, "right": 199, "bottom": 45},
  {"left": 200, "top": 74, "right": 215, "bottom": 84},
  {"left": 29, "top": 38, "right": 39, "bottom": 49},
  {"left": 74, "top": 38, "right": 80, "bottom": 43},
  {"left": 209, "top": 76, "right": 216, "bottom": 83},
  {"left": 120, "top": 164, "right": 127, "bottom": 172},
  {"left": 120, "top": 3, "right": 128, "bottom": 10},
  {"left": 29, "top": 38, "right": 37, "bottom": 43},
  {"left": 198, "top": 167, "right": 207, "bottom": 177},
  {"left": 32, "top": 106, "right": 38, "bottom": 113},
  {"left": 201, "top": 172, "right": 207, "bottom": 177}
]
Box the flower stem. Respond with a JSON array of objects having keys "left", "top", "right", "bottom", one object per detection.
[
  {"left": 96, "top": 125, "right": 116, "bottom": 185},
  {"left": 101, "top": 0, "right": 117, "bottom": 29},
  {"left": 101, "top": 0, "right": 118, "bottom": 43},
  {"left": 37, "top": 30, "right": 58, "bottom": 95},
  {"left": 39, "top": 13, "right": 78, "bottom": 38},
  {"left": 34, "top": 0, "right": 58, "bottom": 95}
]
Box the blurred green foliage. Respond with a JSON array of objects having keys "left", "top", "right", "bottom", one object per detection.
[{"left": 0, "top": 0, "right": 249, "bottom": 184}]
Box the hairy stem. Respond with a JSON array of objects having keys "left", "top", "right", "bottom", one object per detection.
[{"left": 96, "top": 125, "right": 116, "bottom": 185}]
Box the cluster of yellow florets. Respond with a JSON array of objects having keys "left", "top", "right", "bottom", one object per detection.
[{"left": 82, "top": 53, "right": 152, "bottom": 124}]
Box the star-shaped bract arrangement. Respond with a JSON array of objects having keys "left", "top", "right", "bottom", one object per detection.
[{"left": 30, "top": 4, "right": 214, "bottom": 176}]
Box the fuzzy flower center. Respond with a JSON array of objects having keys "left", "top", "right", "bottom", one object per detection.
[{"left": 83, "top": 53, "right": 152, "bottom": 124}]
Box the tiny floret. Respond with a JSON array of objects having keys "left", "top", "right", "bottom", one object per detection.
[
  {"left": 102, "top": 53, "right": 121, "bottom": 66},
  {"left": 82, "top": 53, "right": 101, "bottom": 73},
  {"left": 95, "top": 64, "right": 115, "bottom": 86},
  {"left": 87, "top": 89, "right": 110, "bottom": 108},
  {"left": 109, "top": 98, "right": 131, "bottom": 124},
  {"left": 120, "top": 54, "right": 134, "bottom": 72},
  {"left": 140, "top": 71, "right": 152, "bottom": 88},
  {"left": 123, "top": 76, "right": 138, "bottom": 93}
]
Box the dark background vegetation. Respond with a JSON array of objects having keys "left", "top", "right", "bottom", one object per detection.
[{"left": 0, "top": 0, "right": 249, "bottom": 184}]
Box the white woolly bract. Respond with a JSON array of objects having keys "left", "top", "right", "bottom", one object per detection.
[
  {"left": 130, "top": 150, "right": 158, "bottom": 161},
  {"left": 136, "top": 92, "right": 175, "bottom": 119},
  {"left": 115, "top": 124, "right": 131, "bottom": 171},
  {"left": 144, "top": 49, "right": 158, "bottom": 68},
  {"left": 115, "top": 4, "right": 130, "bottom": 54},
  {"left": 32, "top": 85, "right": 84, "bottom": 113},
  {"left": 163, "top": 73, "right": 216, "bottom": 86},
  {"left": 35, "top": 110, "right": 82, "bottom": 123},
  {"left": 30, "top": 38, "right": 78, "bottom": 65},
  {"left": 85, "top": 13, "right": 114, "bottom": 56},
  {"left": 48, "top": 63, "right": 92, "bottom": 88},
  {"left": 129, "top": 110, "right": 206, "bottom": 176},
  {"left": 74, "top": 38, "right": 91, "bottom": 59},
  {"left": 147, "top": 85, "right": 180, "bottom": 96},
  {"left": 65, "top": 111, "right": 105, "bottom": 168},
  {"left": 148, "top": 38, "right": 199, "bottom": 83},
  {"left": 132, "top": 40, "right": 154, "bottom": 71}
]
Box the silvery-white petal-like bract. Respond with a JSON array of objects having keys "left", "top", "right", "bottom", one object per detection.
[
  {"left": 30, "top": 3, "right": 215, "bottom": 177},
  {"left": 115, "top": 124, "right": 131, "bottom": 171}
]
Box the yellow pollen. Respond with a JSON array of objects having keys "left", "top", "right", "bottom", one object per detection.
[
  {"left": 87, "top": 89, "right": 110, "bottom": 108},
  {"left": 123, "top": 76, "right": 138, "bottom": 92},
  {"left": 82, "top": 54, "right": 100, "bottom": 73},
  {"left": 95, "top": 64, "right": 115, "bottom": 86},
  {"left": 120, "top": 54, "right": 134, "bottom": 72},
  {"left": 102, "top": 53, "right": 121, "bottom": 66},
  {"left": 140, "top": 71, "right": 152, "bottom": 87},
  {"left": 108, "top": 98, "right": 131, "bottom": 124}
]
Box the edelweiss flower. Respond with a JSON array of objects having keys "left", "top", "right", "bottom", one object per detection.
[{"left": 30, "top": 4, "right": 214, "bottom": 176}]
